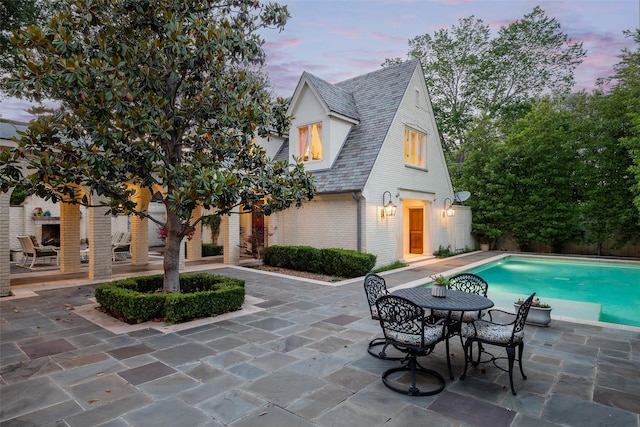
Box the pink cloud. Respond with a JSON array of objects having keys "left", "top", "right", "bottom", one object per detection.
[
  {"left": 329, "top": 27, "right": 361, "bottom": 39},
  {"left": 263, "top": 38, "right": 303, "bottom": 50},
  {"left": 370, "top": 32, "right": 407, "bottom": 42}
]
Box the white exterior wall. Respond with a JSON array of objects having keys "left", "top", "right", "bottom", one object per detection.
[
  {"left": 363, "top": 67, "right": 463, "bottom": 267},
  {"left": 289, "top": 84, "right": 353, "bottom": 172},
  {"left": 258, "top": 134, "right": 287, "bottom": 160},
  {"left": 276, "top": 194, "right": 358, "bottom": 250}
]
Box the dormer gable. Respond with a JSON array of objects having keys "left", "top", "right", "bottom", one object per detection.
[{"left": 287, "top": 72, "right": 360, "bottom": 171}]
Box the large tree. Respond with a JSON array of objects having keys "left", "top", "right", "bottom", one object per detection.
[
  {"left": 502, "top": 99, "right": 582, "bottom": 252},
  {"left": 570, "top": 89, "right": 640, "bottom": 254},
  {"left": 615, "top": 30, "right": 640, "bottom": 213},
  {"left": 0, "top": 0, "right": 52, "bottom": 93},
  {"left": 0, "top": 0, "right": 316, "bottom": 292},
  {"left": 385, "top": 6, "right": 585, "bottom": 158},
  {"left": 458, "top": 98, "right": 582, "bottom": 252}
]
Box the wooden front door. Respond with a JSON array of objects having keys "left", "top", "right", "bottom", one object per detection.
[{"left": 409, "top": 208, "right": 423, "bottom": 254}]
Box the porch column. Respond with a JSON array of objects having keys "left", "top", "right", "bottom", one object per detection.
[
  {"left": 186, "top": 205, "right": 202, "bottom": 260},
  {"left": 0, "top": 191, "right": 11, "bottom": 296},
  {"left": 223, "top": 209, "right": 240, "bottom": 265},
  {"left": 88, "top": 196, "right": 112, "bottom": 280},
  {"left": 179, "top": 237, "right": 186, "bottom": 271},
  {"left": 131, "top": 188, "right": 151, "bottom": 265},
  {"left": 60, "top": 202, "right": 81, "bottom": 273}
]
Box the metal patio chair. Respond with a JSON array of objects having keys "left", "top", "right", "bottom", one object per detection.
[
  {"left": 460, "top": 292, "right": 536, "bottom": 395},
  {"left": 376, "top": 294, "right": 448, "bottom": 396}
]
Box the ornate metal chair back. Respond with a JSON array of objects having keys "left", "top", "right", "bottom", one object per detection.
[
  {"left": 376, "top": 295, "right": 426, "bottom": 350},
  {"left": 364, "top": 273, "right": 388, "bottom": 320},
  {"left": 512, "top": 292, "right": 536, "bottom": 341},
  {"left": 448, "top": 273, "right": 488, "bottom": 296}
]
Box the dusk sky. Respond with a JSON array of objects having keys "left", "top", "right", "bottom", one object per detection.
[{"left": 1, "top": 0, "right": 638, "bottom": 122}]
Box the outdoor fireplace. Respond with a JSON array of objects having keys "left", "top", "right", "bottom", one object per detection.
[
  {"left": 41, "top": 224, "right": 61, "bottom": 247},
  {"left": 32, "top": 217, "right": 61, "bottom": 247}
]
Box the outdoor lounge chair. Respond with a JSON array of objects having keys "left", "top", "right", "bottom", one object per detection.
[
  {"left": 460, "top": 292, "right": 536, "bottom": 395},
  {"left": 112, "top": 231, "right": 131, "bottom": 261},
  {"left": 16, "top": 235, "right": 58, "bottom": 268}
]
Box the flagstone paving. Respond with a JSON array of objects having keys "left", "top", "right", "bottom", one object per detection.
[{"left": 1, "top": 252, "right": 639, "bottom": 426}]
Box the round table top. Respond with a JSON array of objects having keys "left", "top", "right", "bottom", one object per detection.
[{"left": 392, "top": 288, "right": 494, "bottom": 311}]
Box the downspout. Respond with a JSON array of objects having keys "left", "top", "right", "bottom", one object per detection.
[{"left": 352, "top": 192, "right": 362, "bottom": 252}]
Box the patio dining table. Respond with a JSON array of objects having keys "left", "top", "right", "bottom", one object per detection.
[{"left": 392, "top": 287, "right": 494, "bottom": 379}]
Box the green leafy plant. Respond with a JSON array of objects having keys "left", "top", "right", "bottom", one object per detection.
[
  {"left": 430, "top": 275, "right": 450, "bottom": 286},
  {"left": 373, "top": 261, "right": 408, "bottom": 273},
  {"left": 262, "top": 245, "right": 376, "bottom": 278},
  {"left": 95, "top": 273, "right": 245, "bottom": 324},
  {"left": 515, "top": 297, "right": 551, "bottom": 308}
]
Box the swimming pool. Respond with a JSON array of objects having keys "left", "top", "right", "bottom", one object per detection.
[{"left": 462, "top": 255, "right": 640, "bottom": 328}]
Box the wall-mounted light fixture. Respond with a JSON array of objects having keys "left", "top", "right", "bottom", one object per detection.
[
  {"left": 382, "top": 191, "right": 397, "bottom": 218},
  {"left": 443, "top": 197, "right": 455, "bottom": 217}
]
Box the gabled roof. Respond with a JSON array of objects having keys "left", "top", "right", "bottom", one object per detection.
[
  {"left": 277, "top": 60, "right": 421, "bottom": 193},
  {"left": 303, "top": 72, "right": 360, "bottom": 122}
]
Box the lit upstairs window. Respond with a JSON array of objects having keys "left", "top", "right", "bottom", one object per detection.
[
  {"left": 298, "top": 122, "right": 323, "bottom": 161},
  {"left": 404, "top": 127, "right": 426, "bottom": 168}
]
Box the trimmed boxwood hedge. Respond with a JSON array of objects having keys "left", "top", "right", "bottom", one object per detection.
[
  {"left": 262, "top": 245, "right": 376, "bottom": 278},
  {"left": 94, "top": 272, "right": 244, "bottom": 324},
  {"left": 202, "top": 243, "right": 223, "bottom": 257}
]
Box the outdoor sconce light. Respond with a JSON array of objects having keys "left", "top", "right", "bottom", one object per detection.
[
  {"left": 443, "top": 198, "right": 455, "bottom": 217},
  {"left": 382, "top": 191, "right": 397, "bottom": 218}
]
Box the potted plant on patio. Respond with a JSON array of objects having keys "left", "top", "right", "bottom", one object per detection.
[
  {"left": 430, "top": 275, "right": 450, "bottom": 298},
  {"left": 514, "top": 297, "right": 552, "bottom": 326}
]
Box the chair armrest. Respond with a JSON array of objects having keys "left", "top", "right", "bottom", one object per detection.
[
  {"left": 427, "top": 317, "right": 448, "bottom": 327},
  {"left": 487, "top": 309, "right": 516, "bottom": 325}
]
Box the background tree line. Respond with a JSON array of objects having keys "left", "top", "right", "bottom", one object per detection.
[{"left": 387, "top": 8, "right": 640, "bottom": 255}]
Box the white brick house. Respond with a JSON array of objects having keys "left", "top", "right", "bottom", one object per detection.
[
  {"left": 1, "top": 61, "right": 472, "bottom": 296},
  {"left": 251, "top": 60, "right": 472, "bottom": 268}
]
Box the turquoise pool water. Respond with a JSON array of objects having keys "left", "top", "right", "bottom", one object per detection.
[{"left": 465, "top": 256, "right": 640, "bottom": 328}]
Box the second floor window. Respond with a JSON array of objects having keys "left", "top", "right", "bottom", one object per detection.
[
  {"left": 404, "top": 128, "right": 426, "bottom": 168},
  {"left": 299, "top": 122, "right": 323, "bottom": 161}
]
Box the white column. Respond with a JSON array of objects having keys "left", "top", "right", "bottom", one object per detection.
[
  {"left": 179, "top": 236, "right": 186, "bottom": 271},
  {"left": 60, "top": 202, "right": 81, "bottom": 273},
  {"left": 186, "top": 205, "right": 203, "bottom": 260},
  {"left": 0, "top": 191, "right": 11, "bottom": 296},
  {"left": 223, "top": 209, "right": 240, "bottom": 265},
  {"left": 131, "top": 188, "right": 151, "bottom": 265},
  {"left": 88, "top": 195, "right": 112, "bottom": 280}
]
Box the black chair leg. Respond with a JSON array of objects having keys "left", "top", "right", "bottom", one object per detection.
[
  {"left": 445, "top": 336, "right": 454, "bottom": 380},
  {"left": 518, "top": 342, "right": 527, "bottom": 380},
  {"left": 460, "top": 338, "right": 472, "bottom": 380},
  {"left": 506, "top": 346, "right": 516, "bottom": 395},
  {"left": 461, "top": 335, "right": 483, "bottom": 366},
  {"left": 382, "top": 354, "right": 445, "bottom": 396},
  {"left": 368, "top": 338, "right": 403, "bottom": 360}
]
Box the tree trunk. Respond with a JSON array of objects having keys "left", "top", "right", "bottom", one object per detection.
[{"left": 163, "top": 211, "right": 182, "bottom": 293}]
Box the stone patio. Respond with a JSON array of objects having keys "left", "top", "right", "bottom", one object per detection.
[{"left": 1, "top": 252, "right": 639, "bottom": 426}]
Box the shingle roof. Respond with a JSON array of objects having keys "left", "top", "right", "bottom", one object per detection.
[
  {"left": 303, "top": 72, "right": 359, "bottom": 121},
  {"left": 276, "top": 60, "right": 420, "bottom": 193}
]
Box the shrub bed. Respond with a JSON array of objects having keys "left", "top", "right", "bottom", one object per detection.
[
  {"left": 202, "top": 243, "right": 223, "bottom": 257},
  {"left": 262, "top": 245, "right": 376, "bottom": 278},
  {"left": 94, "top": 272, "right": 245, "bottom": 324}
]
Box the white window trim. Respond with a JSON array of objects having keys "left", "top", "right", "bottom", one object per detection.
[
  {"left": 404, "top": 125, "right": 427, "bottom": 169},
  {"left": 298, "top": 121, "right": 323, "bottom": 162}
]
